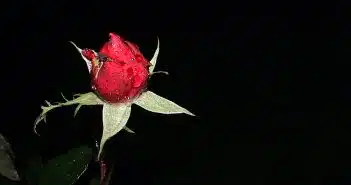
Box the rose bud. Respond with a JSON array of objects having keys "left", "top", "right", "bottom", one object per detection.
[
  {"left": 35, "top": 33, "right": 195, "bottom": 159},
  {"left": 78, "top": 33, "right": 150, "bottom": 104}
]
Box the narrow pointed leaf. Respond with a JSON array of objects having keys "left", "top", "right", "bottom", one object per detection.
[
  {"left": 149, "top": 37, "right": 160, "bottom": 73},
  {"left": 98, "top": 104, "right": 132, "bottom": 159},
  {"left": 38, "top": 145, "right": 93, "bottom": 185},
  {"left": 134, "top": 91, "right": 195, "bottom": 116},
  {"left": 0, "top": 134, "right": 20, "bottom": 181},
  {"left": 34, "top": 92, "right": 103, "bottom": 134},
  {"left": 69, "top": 41, "right": 93, "bottom": 73}
]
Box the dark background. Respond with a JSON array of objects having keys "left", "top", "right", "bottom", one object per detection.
[{"left": 1, "top": 1, "right": 351, "bottom": 184}]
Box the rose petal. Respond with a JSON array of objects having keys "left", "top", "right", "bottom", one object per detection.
[
  {"left": 131, "top": 65, "right": 149, "bottom": 88},
  {"left": 125, "top": 41, "right": 149, "bottom": 67},
  {"left": 99, "top": 33, "right": 135, "bottom": 62}
]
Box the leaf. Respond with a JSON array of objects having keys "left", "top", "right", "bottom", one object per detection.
[
  {"left": 23, "top": 155, "right": 42, "bottom": 185},
  {"left": 38, "top": 145, "right": 93, "bottom": 185},
  {"left": 0, "top": 134, "right": 20, "bottom": 181},
  {"left": 0, "top": 175, "right": 20, "bottom": 185},
  {"left": 34, "top": 92, "right": 103, "bottom": 135},
  {"left": 98, "top": 104, "right": 132, "bottom": 160},
  {"left": 69, "top": 41, "right": 93, "bottom": 73},
  {"left": 134, "top": 91, "right": 195, "bottom": 116},
  {"left": 149, "top": 37, "right": 160, "bottom": 73}
]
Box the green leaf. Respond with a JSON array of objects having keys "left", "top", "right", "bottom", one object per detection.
[
  {"left": 0, "top": 134, "right": 20, "bottom": 181},
  {"left": 98, "top": 104, "right": 132, "bottom": 160},
  {"left": 134, "top": 91, "right": 195, "bottom": 116},
  {"left": 38, "top": 145, "right": 93, "bottom": 185},
  {"left": 69, "top": 41, "right": 93, "bottom": 73},
  {"left": 149, "top": 37, "right": 160, "bottom": 73},
  {"left": 34, "top": 92, "right": 103, "bottom": 135},
  {"left": 0, "top": 175, "right": 20, "bottom": 185},
  {"left": 24, "top": 155, "right": 42, "bottom": 185}
]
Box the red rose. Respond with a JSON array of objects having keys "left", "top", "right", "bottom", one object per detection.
[
  {"left": 35, "top": 32, "right": 195, "bottom": 158},
  {"left": 81, "top": 33, "right": 150, "bottom": 104}
]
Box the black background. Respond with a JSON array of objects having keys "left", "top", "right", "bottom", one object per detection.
[{"left": 1, "top": 1, "right": 351, "bottom": 184}]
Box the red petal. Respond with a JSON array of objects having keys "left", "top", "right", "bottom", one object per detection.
[
  {"left": 131, "top": 65, "right": 148, "bottom": 88},
  {"left": 125, "top": 41, "right": 140, "bottom": 53},
  {"left": 125, "top": 41, "right": 150, "bottom": 67},
  {"left": 99, "top": 33, "right": 135, "bottom": 62},
  {"left": 91, "top": 60, "right": 148, "bottom": 103},
  {"left": 82, "top": 49, "right": 96, "bottom": 61}
]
